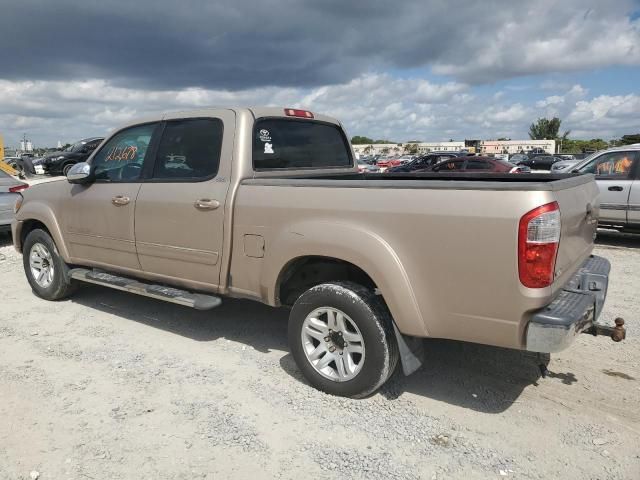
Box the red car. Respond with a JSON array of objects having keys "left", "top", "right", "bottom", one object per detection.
[{"left": 421, "top": 156, "right": 530, "bottom": 173}]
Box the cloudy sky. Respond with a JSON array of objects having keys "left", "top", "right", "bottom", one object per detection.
[{"left": 1, "top": 0, "right": 639, "bottom": 148}]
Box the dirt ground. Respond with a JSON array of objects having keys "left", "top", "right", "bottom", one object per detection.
[{"left": 0, "top": 230, "right": 638, "bottom": 480}]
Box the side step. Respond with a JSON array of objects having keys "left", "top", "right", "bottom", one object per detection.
[{"left": 69, "top": 268, "right": 222, "bottom": 310}]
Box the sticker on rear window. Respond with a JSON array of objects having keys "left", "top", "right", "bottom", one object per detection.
[
  {"left": 264, "top": 143, "right": 274, "bottom": 154},
  {"left": 259, "top": 129, "right": 271, "bottom": 142}
]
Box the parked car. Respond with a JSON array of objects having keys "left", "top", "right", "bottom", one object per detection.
[
  {"left": 12, "top": 107, "right": 623, "bottom": 398},
  {"left": 41, "top": 137, "right": 104, "bottom": 176},
  {"left": 0, "top": 170, "right": 28, "bottom": 232},
  {"left": 509, "top": 153, "right": 529, "bottom": 164},
  {"left": 515, "top": 154, "right": 563, "bottom": 171},
  {"left": 387, "top": 152, "right": 460, "bottom": 173},
  {"left": 2, "top": 155, "right": 38, "bottom": 177},
  {"left": 376, "top": 156, "right": 401, "bottom": 171},
  {"left": 357, "top": 159, "right": 380, "bottom": 173},
  {"left": 570, "top": 145, "right": 640, "bottom": 232},
  {"left": 422, "top": 157, "right": 530, "bottom": 173}
]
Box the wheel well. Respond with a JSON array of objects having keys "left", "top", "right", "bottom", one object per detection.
[
  {"left": 20, "top": 220, "right": 50, "bottom": 247},
  {"left": 277, "top": 256, "right": 377, "bottom": 306}
]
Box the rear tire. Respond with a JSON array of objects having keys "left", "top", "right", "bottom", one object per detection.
[
  {"left": 288, "top": 281, "right": 398, "bottom": 398},
  {"left": 23, "top": 229, "right": 77, "bottom": 301}
]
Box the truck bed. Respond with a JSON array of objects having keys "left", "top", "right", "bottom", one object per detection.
[{"left": 234, "top": 170, "right": 599, "bottom": 349}]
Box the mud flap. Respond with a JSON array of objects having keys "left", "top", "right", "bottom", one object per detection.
[{"left": 392, "top": 323, "right": 425, "bottom": 376}]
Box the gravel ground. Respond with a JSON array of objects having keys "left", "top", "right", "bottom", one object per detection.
[{"left": 0, "top": 229, "right": 638, "bottom": 479}]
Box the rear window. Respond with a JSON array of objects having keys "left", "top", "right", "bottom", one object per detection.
[{"left": 252, "top": 118, "right": 353, "bottom": 170}]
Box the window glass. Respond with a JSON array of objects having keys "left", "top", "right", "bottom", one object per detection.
[
  {"left": 153, "top": 118, "right": 223, "bottom": 180},
  {"left": 579, "top": 152, "right": 636, "bottom": 177},
  {"left": 433, "top": 159, "right": 464, "bottom": 171},
  {"left": 92, "top": 124, "right": 156, "bottom": 181},
  {"left": 253, "top": 119, "right": 352, "bottom": 170},
  {"left": 465, "top": 160, "right": 492, "bottom": 170}
]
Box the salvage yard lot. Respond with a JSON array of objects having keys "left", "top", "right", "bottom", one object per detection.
[{"left": 0, "top": 231, "right": 638, "bottom": 480}]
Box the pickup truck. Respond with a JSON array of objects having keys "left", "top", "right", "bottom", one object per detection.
[{"left": 12, "top": 107, "right": 625, "bottom": 398}]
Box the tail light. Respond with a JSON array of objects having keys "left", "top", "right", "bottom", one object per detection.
[
  {"left": 284, "top": 108, "right": 314, "bottom": 118},
  {"left": 9, "top": 184, "right": 28, "bottom": 193},
  {"left": 518, "top": 202, "right": 561, "bottom": 288}
]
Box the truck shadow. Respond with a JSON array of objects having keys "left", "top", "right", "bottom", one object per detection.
[
  {"left": 0, "top": 232, "right": 14, "bottom": 247},
  {"left": 280, "top": 340, "right": 564, "bottom": 413},
  {"left": 70, "top": 284, "right": 573, "bottom": 414},
  {"left": 596, "top": 229, "right": 640, "bottom": 249}
]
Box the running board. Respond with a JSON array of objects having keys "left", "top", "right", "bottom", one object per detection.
[{"left": 69, "top": 268, "right": 222, "bottom": 310}]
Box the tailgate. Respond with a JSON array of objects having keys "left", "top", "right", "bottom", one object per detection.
[{"left": 552, "top": 176, "right": 599, "bottom": 293}]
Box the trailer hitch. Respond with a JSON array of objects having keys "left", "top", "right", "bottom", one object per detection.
[{"left": 584, "top": 317, "right": 626, "bottom": 342}]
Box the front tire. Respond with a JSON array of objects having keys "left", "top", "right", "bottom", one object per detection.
[
  {"left": 23, "top": 229, "right": 77, "bottom": 301},
  {"left": 62, "top": 163, "right": 74, "bottom": 177},
  {"left": 288, "top": 282, "right": 398, "bottom": 398}
]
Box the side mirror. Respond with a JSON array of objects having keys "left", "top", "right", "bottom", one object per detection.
[{"left": 66, "top": 162, "right": 93, "bottom": 184}]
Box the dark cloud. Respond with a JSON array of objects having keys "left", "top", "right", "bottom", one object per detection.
[{"left": 1, "top": 0, "right": 638, "bottom": 90}]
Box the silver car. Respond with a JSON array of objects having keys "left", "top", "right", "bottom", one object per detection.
[
  {"left": 0, "top": 171, "right": 28, "bottom": 232},
  {"left": 570, "top": 145, "right": 640, "bottom": 231}
]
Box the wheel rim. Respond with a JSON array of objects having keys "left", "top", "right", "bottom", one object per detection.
[
  {"left": 29, "top": 242, "right": 55, "bottom": 288},
  {"left": 301, "top": 307, "right": 365, "bottom": 382}
]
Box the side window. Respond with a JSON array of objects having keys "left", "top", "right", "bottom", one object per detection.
[
  {"left": 580, "top": 152, "right": 637, "bottom": 177},
  {"left": 466, "top": 160, "right": 492, "bottom": 170},
  {"left": 92, "top": 124, "right": 157, "bottom": 182},
  {"left": 87, "top": 140, "right": 102, "bottom": 152},
  {"left": 416, "top": 156, "right": 432, "bottom": 167},
  {"left": 434, "top": 159, "right": 464, "bottom": 171},
  {"left": 153, "top": 118, "right": 223, "bottom": 180}
]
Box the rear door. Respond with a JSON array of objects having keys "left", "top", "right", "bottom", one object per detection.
[
  {"left": 626, "top": 159, "right": 640, "bottom": 226},
  {"left": 576, "top": 151, "right": 638, "bottom": 224},
  {"left": 134, "top": 111, "right": 234, "bottom": 288}
]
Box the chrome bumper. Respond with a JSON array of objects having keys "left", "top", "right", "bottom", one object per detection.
[{"left": 526, "top": 255, "right": 610, "bottom": 353}]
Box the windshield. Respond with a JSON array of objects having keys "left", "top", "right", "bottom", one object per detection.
[{"left": 574, "top": 151, "right": 600, "bottom": 170}]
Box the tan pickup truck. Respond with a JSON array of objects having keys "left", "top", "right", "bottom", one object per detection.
[{"left": 12, "top": 107, "right": 625, "bottom": 397}]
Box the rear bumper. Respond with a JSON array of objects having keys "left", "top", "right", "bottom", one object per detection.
[{"left": 526, "top": 255, "right": 610, "bottom": 353}]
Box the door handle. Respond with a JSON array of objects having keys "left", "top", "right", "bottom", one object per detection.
[
  {"left": 608, "top": 186, "right": 624, "bottom": 192},
  {"left": 194, "top": 198, "right": 220, "bottom": 210},
  {"left": 111, "top": 195, "right": 130, "bottom": 206}
]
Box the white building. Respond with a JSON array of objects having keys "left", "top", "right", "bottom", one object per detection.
[
  {"left": 352, "top": 139, "right": 556, "bottom": 156},
  {"left": 351, "top": 143, "right": 404, "bottom": 156},
  {"left": 479, "top": 139, "right": 555, "bottom": 155},
  {"left": 415, "top": 142, "right": 465, "bottom": 153},
  {"left": 352, "top": 141, "right": 465, "bottom": 156}
]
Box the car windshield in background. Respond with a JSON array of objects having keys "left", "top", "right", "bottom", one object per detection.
[{"left": 252, "top": 119, "right": 352, "bottom": 170}]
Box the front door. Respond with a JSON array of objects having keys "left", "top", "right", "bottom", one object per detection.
[
  {"left": 577, "top": 151, "right": 638, "bottom": 224},
  {"left": 134, "top": 111, "right": 234, "bottom": 288},
  {"left": 60, "top": 123, "right": 158, "bottom": 270}
]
